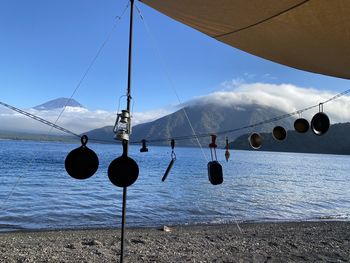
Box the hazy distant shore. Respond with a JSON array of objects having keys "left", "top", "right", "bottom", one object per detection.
[{"left": 0, "top": 221, "right": 349, "bottom": 262}]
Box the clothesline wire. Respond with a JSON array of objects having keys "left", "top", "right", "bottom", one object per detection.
[
  {"left": 135, "top": 3, "right": 209, "bottom": 162},
  {"left": 130, "top": 88, "right": 350, "bottom": 144},
  {"left": 1, "top": 87, "right": 350, "bottom": 146}
]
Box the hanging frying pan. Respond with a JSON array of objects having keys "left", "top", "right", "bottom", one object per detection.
[
  {"left": 248, "top": 133, "right": 262, "bottom": 149},
  {"left": 294, "top": 118, "right": 309, "bottom": 133},
  {"left": 311, "top": 104, "right": 330, "bottom": 136},
  {"left": 311, "top": 112, "right": 330, "bottom": 135},
  {"left": 272, "top": 126, "right": 287, "bottom": 141},
  {"left": 108, "top": 140, "right": 139, "bottom": 187},
  {"left": 65, "top": 135, "right": 99, "bottom": 180}
]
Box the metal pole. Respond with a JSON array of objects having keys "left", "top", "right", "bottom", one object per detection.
[
  {"left": 126, "top": 0, "right": 134, "bottom": 113},
  {"left": 120, "top": 186, "right": 127, "bottom": 263},
  {"left": 120, "top": 0, "right": 134, "bottom": 262}
]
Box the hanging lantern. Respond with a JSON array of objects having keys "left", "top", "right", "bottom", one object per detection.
[
  {"left": 294, "top": 118, "right": 309, "bottom": 133},
  {"left": 108, "top": 140, "right": 139, "bottom": 187},
  {"left": 272, "top": 126, "right": 287, "bottom": 141},
  {"left": 249, "top": 133, "right": 262, "bottom": 149},
  {"left": 311, "top": 103, "right": 330, "bottom": 136},
  {"left": 113, "top": 110, "right": 131, "bottom": 141},
  {"left": 65, "top": 135, "right": 99, "bottom": 180}
]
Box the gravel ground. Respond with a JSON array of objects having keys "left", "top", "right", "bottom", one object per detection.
[{"left": 0, "top": 221, "right": 349, "bottom": 262}]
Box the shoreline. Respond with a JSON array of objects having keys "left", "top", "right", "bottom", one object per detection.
[
  {"left": 1, "top": 218, "right": 349, "bottom": 234},
  {"left": 1, "top": 221, "right": 349, "bottom": 262}
]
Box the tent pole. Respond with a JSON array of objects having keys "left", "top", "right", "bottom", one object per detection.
[{"left": 120, "top": 0, "right": 134, "bottom": 262}]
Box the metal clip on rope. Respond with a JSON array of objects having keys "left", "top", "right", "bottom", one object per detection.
[{"left": 162, "top": 139, "right": 176, "bottom": 182}]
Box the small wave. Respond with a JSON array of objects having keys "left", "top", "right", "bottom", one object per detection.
[
  {"left": 0, "top": 223, "right": 26, "bottom": 232},
  {"left": 315, "top": 214, "right": 350, "bottom": 220}
]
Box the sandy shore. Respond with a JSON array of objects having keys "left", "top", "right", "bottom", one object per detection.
[{"left": 0, "top": 221, "right": 349, "bottom": 262}]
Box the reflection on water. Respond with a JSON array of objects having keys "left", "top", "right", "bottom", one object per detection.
[{"left": 0, "top": 140, "right": 349, "bottom": 231}]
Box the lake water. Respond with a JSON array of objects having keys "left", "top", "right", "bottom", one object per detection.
[{"left": 0, "top": 140, "right": 349, "bottom": 231}]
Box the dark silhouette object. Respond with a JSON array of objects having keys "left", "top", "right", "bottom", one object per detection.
[
  {"left": 208, "top": 134, "right": 223, "bottom": 185},
  {"left": 225, "top": 136, "right": 230, "bottom": 162},
  {"left": 162, "top": 159, "right": 174, "bottom": 181},
  {"left": 272, "top": 126, "right": 287, "bottom": 141},
  {"left": 311, "top": 109, "right": 330, "bottom": 136},
  {"left": 65, "top": 135, "right": 99, "bottom": 180},
  {"left": 108, "top": 140, "right": 139, "bottom": 187},
  {"left": 162, "top": 139, "right": 176, "bottom": 182},
  {"left": 294, "top": 118, "right": 309, "bottom": 133},
  {"left": 208, "top": 161, "right": 223, "bottom": 185},
  {"left": 249, "top": 132, "right": 262, "bottom": 149},
  {"left": 140, "top": 139, "right": 148, "bottom": 152}
]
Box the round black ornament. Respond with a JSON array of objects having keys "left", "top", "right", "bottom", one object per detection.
[
  {"left": 272, "top": 126, "right": 287, "bottom": 141},
  {"left": 249, "top": 133, "right": 262, "bottom": 149},
  {"left": 311, "top": 112, "right": 330, "bottom": 136},
  {"left": 294, "top": 118, "right": 309, "bottom": 133},
  {"left": 65, "top": 135, "right": 99, "bottom": 180},
  {"left": 108, "top": 140, "right": 139, "bottom": 187}
]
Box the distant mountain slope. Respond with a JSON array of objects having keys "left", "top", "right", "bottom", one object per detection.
[
  {"left": 84, "top": 103, "right": 293, "bottom": 146},
  {"left": 34, "top": 98, "right": 83, "bottom": 110},
  {"left": 130, "top": 103, "right": 293, "bottom": 146},
  {"left": 230, "top": 122, "right": 350, "bottom": 155},
  {"left": 0, "top": 130, "right": 76, "bottom": 142},
  {"left": 82, "top": 126, "right": 115, "bottom": 143}
]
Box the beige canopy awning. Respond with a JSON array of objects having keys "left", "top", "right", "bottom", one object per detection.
[{"left": 140, "top": 0, "right": 350, "bottom": 79}]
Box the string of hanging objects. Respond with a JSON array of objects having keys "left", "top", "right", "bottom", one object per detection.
[
  {"left": 1, "top": 83, "right": 348, "bottom": 149},
  {"left": 0, "top": 86, "right": 348, "bottom": 159},
  {"left": 0, "top": 91, "right": 343, "bottom": 189}
]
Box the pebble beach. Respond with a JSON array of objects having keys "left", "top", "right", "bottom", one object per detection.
[{"left": 0, "top": 221, "right": 349, "bottom": 262}]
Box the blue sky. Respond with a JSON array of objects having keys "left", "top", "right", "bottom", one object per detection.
[{"left": 1, "top": 0, "right": 350, "bottom": 115}]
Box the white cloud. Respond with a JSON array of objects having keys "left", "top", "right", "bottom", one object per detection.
[
  {"left": 187, "top": 82, "right": 350, "bottom": 124},
  {"left": 0, "top": 106, "right": 170, "bottom": 135},
  {"left": 1, "top": 82, "right": 349, "bottom": 135}
]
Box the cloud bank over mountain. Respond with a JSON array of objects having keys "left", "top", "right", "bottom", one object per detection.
[
  {"left": 1, "top": 82, "right": 349, "bottom": 135},
  {"left": 0, "top": 106, "right": 170, "bottom": 135},
  {"left": 187, "top": 82, "right": 350, "bottom": 124}
]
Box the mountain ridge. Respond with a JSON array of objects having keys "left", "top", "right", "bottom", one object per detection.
[
  {"left": 83, "top": 103, "right": 293, "bottom": 146},
  {"left": 33, "top": 97, "right": 83, "bottom": 110}
]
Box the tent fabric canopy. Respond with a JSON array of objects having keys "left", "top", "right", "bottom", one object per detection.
[{"left": 140, "top": 0, "right": 350, "bottom": 80}]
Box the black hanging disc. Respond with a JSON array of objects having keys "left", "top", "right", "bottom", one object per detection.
[
  {"left": 294, "top": 118, "right": 309, "bottom": 133},
  {"left": 311, "top": 112, "right": 330, "bottom": 136},
  {"left": 65, "top": 135, "right": 99, "bottom": 180},
  {"left": 108, "top": 140, "right": 139, "bottom": 187},
  {"left": 249, "top": 133, "right": 262, "bottom": 149},
  {"left": 272, "top": 126, "right": 287, "bottom": 141},
  {"left": 108, "top": 155, "right": 139, "bottom": 187}
]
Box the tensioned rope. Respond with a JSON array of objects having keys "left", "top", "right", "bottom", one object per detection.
[
  {"left": 131, "top": 89, "right": 349, "bottom": 144},
  {"left": 2, "top": 87, "right": 350, "bottom": 147},
  {"left": 53, "top": 1, "right": 130, "bottom": 130},
  {"left": 0, "top": 101, "right": 80, "bottom": 138},
  {"left": 0, "top": 101, "right": 115, "bottom": 144},
  {"left": 0, "top": 2, "right": 129, "bottom": 211},
  {"left": 135, "top": 4, "right": 209, "bottom": 162}
]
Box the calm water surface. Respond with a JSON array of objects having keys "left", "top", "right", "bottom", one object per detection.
[{"left": 0, "top": 140, "right": 349, "bottom": 231}]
